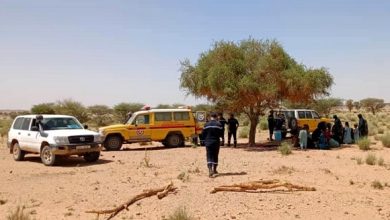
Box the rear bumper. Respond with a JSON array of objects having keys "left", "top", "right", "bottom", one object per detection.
[{"left": 50, "top": 143, "right": 101, "bottom": 155}]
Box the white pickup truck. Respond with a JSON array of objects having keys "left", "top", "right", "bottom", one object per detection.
[{"left": 7, "top": 114, "right": 102, "bottom": 166}]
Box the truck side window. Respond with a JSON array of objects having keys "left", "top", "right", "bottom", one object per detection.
[
  {"left": 21, "top": 118, "right": 32, "bottom": 130},
  {"left": 305, "top": 111, "right": 313, "bottom": 119},
  {"left": 134, "top": 115, "right": 150, "bottom": 125},
  {"left": 174, "top": 112, "right": 190, "bottom": 121},
  {"left": 12, "top": 117, "right": 24, "bottom": 130},
  {"left": 312, "top": 111, "right": 320, "bottom": 119},
  {"left": 298, "top": 111, "right": 306, "bottom": 119},
  {"left": 155, "top": 112, "right": 172, "bottom": 121}
]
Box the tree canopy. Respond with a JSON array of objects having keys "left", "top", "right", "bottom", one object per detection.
[
  {"left": 360, "top": 98, "right": 385, "bottom": 115},
  {"left": 180, "top": 38, "right": 333, "bottom": 146}
]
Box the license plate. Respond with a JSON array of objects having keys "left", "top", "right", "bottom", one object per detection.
[{"left": 76, "top": 145, "right": 90, "bottom": 150}]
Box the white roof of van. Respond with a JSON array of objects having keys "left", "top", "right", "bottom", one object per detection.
[
  {"left": 135, "top": 109, "right": 191, "bottom": 114},
  {"left": 16, "top": 114, "right": 75, "bottom": 118}
]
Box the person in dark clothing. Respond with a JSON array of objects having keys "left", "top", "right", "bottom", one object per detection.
[
  {"left": 217, "top": 113, "right": 227, "bottom": 146},
  {"left": 332, "top": 115, "right": 343, "bottom": 144},
  {"left": 358, "top": 114, "right": 368, "bottom": 137},
  {"left": 201, "top": 112, "right": 223, "bottom": 177},
  {"left": 267, "top": 110, "right": 275, "bottom": 141},
  {"left": 227, "top": 113, "right": 239, "bottom": 148}
]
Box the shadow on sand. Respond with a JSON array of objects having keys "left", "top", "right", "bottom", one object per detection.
[{"left": 22, "top": 155, "right": 113, "bottom": 167}]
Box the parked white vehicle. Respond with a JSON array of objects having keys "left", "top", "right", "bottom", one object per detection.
[{"left": 7, "top": 114, "right": 102, "bottom": 166}]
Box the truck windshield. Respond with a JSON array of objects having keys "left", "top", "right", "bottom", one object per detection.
[
  {"left": 126, "top": 114, "right": 136, "bottom": 124},
  {"left": 41, "top": 118, "right": 83, "bottom": 130}
]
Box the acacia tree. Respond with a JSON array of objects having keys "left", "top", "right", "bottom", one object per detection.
[
  {"left": 113, "top": 102, "right": 144, "bottom": 123},
  {"left": 354, "top": 101, "right": 361, "bottom": 111},
  {"left": 311, "top": 98, "right": 343, "bottom": 116},
  {"left": 180, "top": 39, "right": 333, "bottom": 146},
  {"left": 345, "top": 99, "right": 354, "bottom": 112},
  {"left": 360, "top": 98, "right": 385, "bottom": 115},
  {"left": 31, "top": 103, "right": 56, "bottom": 114}
]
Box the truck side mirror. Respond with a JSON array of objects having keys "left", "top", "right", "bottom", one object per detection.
[{"left": 84, "top": 124, "right": 88, "bottom": 129}]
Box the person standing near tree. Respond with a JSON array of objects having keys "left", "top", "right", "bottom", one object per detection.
[
  {"left": 201, "top": 112, "right": 223, "bottom": 177},
  {"left": 267, "top": 110, "right": 275, "bottom": 141},
  {"left": 227, "top": 113, "right": 239, "bottom": 147},
  {"left": 217, "top": 113, "right": 227, "bottom": 146},
  {"left": 358, "top": 114, "right": 368, "bottom": 137}
]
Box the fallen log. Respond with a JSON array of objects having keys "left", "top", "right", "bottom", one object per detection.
[
  {"left": 86, "top": 182, "right": 176, "bottom": 220},
  {"left": 211, "top": 179, "right": 315, "bottom": 194}
]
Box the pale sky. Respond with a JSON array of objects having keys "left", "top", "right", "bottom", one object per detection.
[{"left": 1, "top": 0, "right": 389, "bottom": 110}]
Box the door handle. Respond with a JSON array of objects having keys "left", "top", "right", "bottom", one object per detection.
[
  {"left": 18, "top": 132, "right": 21, "bottom": 135},
  {"left": 28, "top": 133, "right": 31, "bottom": 136}
]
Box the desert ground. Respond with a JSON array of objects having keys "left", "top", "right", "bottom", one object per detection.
[{"left": 1, "top": 130, "right": 390, "bottom": 220}]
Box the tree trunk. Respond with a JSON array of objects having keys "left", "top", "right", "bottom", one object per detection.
[{"left": 248, "top": 113, "right": 260, "bottom": 147}]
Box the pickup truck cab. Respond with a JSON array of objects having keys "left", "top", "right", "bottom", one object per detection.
[
  {"left": 99, "top": 108, "right": 204, "bottom": 150},
  {"left": 7, "top": 114, "right": 102, "bottom": 166}
]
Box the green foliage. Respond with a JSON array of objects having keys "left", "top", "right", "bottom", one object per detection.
[
  {"left": 167, "top": 207, "right": 193, "bottom": 220},
  {"left": 0, "top": 119, "right": 13, "bottom": 137},
  {"left": 345, "top": 99, "right": 354, "bottom": 112},
  {"left": 360, "top": 98, "right": 385, "bottom": 115},
  {"left": 311, "top": 98, "right": 343, "bottom": 116},
  {"left": 54, "top": 99, "right": 89, "bottom": 123},
  {"left": 31, "top": 103, "right": 56, "bottom": 114},
  {"left": 381, "top": 133, "right": 390, "bottom": 148},
  {"left": 180, "top": 38, "right": 333, "bottom": 146},
  {"left": 7, "top": 205, "right": 31, "bottom": 220},
  {"left": 259, "top": 118, "right": 268, "bottom": 130},
  {"left": 9, "top": 111, "right": 30, "bottom": 119},
  {"left": 87, "top": 105, "right": 114, "bottom": 126},
  {"left": 239, "top": 126, "right": 249, "bottom": 138},
  {"left": 113, "top": 102, "right": 144, "bottom": 123},
  {"left": 365, "top": 153, "right": 377, "bottom": 165},
  {"left": 278, "top": 142, "right": 292, "bottom": 155},
  {"left": 357, "top": 138, "right": 371, "bottom": 151},
  {"left": 191, "top": 104, "right": 215, "bottom": 112},
  {"left": 378, "top": 157, "right": 385, "bottom": 166},
  {"left": 353, "top": 101, "right": 361, "bottom": 110}
]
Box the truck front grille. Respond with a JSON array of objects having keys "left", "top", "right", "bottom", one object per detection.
[{"left": 68, "top": 135, "right": 94, "bottom": 144}]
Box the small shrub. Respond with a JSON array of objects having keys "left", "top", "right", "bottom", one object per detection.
[
  {"left": 378, "top": 127, "right": 385, "bottom": 134},
  {"left": 378, "top": 157, "right": 385, "bottom": 166},
  {"left": 140, "top": 149, "right": 152, "bottom": 168},
  {"left": 374, "top": 135, "right": 383, "bottom": 141},
  {"left": 357, "top": 138, "right": 371, "bottom": 151},
  {"left": 278, "top": 142, "right": 292, "bottom": 156},
  {"left": 368, "top": 127, "right": 378, "bottom": 136},
  {"left": 259, "top": 119, "right": 268, "bottom": 131},
  {"left": 7, "top": 206, "right": 31, "bottom": 220},
  {"left": 381, "top": 133, "right": 390, "bottom": 148},
  {"left": 365, "top": 153, "right": 377, "bottom": 165},
  {"left": 349, "top": 180, "right": 354, "bottom": 185},
  {"left": 167, "top": 207, "right": 193, "bottom": 220},
  {"left": 356, "top": 158, "right": 363, "bottom": 165},
  {"left": 371, "top": 180, "right": 384, "bottom": 190},
  {"left": 239, "top": 127, "right": 249, "bottom": 138}
]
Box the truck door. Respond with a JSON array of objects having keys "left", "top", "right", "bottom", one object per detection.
[{"left": 128, "top": 114, "right": 151, "bottom": 142}]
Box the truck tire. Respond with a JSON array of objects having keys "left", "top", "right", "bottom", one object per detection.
[
  {"left": 12, "top": 142, "right": 25, "bottom": 161},
  {"left": 166, "top": 134, "right": 184, "bottom": 147},
  {"left": 104, "top": 135, "right": 123, "bottom": 151},
  {"left": 41, "top": 145, "right": 56, "bottom": 166},
  {"left": 84, "top": 152, "right": 100, "bottom": 162},
  {"left": 289, "top": 118, "right": 298, "bottom": 130}
]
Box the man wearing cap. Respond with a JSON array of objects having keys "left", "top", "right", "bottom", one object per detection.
[{"left": 201, "top": 112, "right": 223, "bottom": 177}]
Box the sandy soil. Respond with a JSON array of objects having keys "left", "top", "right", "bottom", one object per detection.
[{"left": 1, "top": 133, "right": 390, "bottom": 220}]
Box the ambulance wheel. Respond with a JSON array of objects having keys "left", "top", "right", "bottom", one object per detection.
[{"left": 166, "top": 134, "right": 184, "bottom": 147}]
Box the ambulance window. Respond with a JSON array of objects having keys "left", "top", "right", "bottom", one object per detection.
[
  {"left": 134, "top": 114, "right": 150, "bottom": 125},
  {"left": 305, "top": 111, "right": 313, "bottom": 119},
  {"left": 298, "top": 111, "right": 306, "bottom": 119},
  {"left": 312, "top": 111, "right": 320, "bottom": 119},
  {"left": 155, "top": 112, "right": 172, "bottom": 121},
  {"left": 174, "top": 112, "right": 190, "bottom": 121}
]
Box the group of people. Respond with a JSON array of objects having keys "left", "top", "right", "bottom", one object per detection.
[
  {"left": 201, "top": 113, "right": 239, "bottom": 177},
  {"left": 298, "top": 114, "right": 369, "bottom": 150}
]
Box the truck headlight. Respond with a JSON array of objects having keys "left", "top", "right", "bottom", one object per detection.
[{"left": 53, "top": 136, "right": 69, "bottom": 145}]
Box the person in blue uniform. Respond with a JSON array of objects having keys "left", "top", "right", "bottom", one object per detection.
[{"left": 201, "top": 112, "right": 223, "bottom": 177}]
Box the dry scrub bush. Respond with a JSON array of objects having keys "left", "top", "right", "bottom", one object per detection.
[
  {"left": 381, "top": 133, "right": 390, "bottom": 148},
  {"left": 278, "top": 142, "right": 292, "bottom": 156},
  {"left": 371, "top": 180, "right": 384, "bottom": 190},
  {"left": 365, "top": 153, "right": 377, "bottom": 165},
  {"left": 378, "top": 127, "right": 385, "bottom": 134},
  {"left": 378, "top": 157, "right": 385, "bottom": 166},
  {"left": 167, "top": 207, "right": 193, "bottom": 220},
  {"left": 358, "top": 138, "right": 371, "bottom": 151},
  {"left": 239, "top": 127, "right": 249, "bottom": 138},
  {"left": 7, "top": 206, "right": 31, "bottom": 220}
]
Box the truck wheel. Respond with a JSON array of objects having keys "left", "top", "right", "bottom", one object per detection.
[
  {"left": 290, "top": 118, "right": 298, "bottom": 130},
  {"left": 12, "top": 143, "right": 25, "bottom": 161},
  {"left": 166, "top": 134, "right": 183, "bottom": 147},
  {"left": 41, "top": 145, "right": 56, "bottom": 166},
  {"left": 104, "top": 136, "right": 123, "bottom": 151},
  {"left": 84, "top": 152, "right": 100, "bottom": 162}
]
